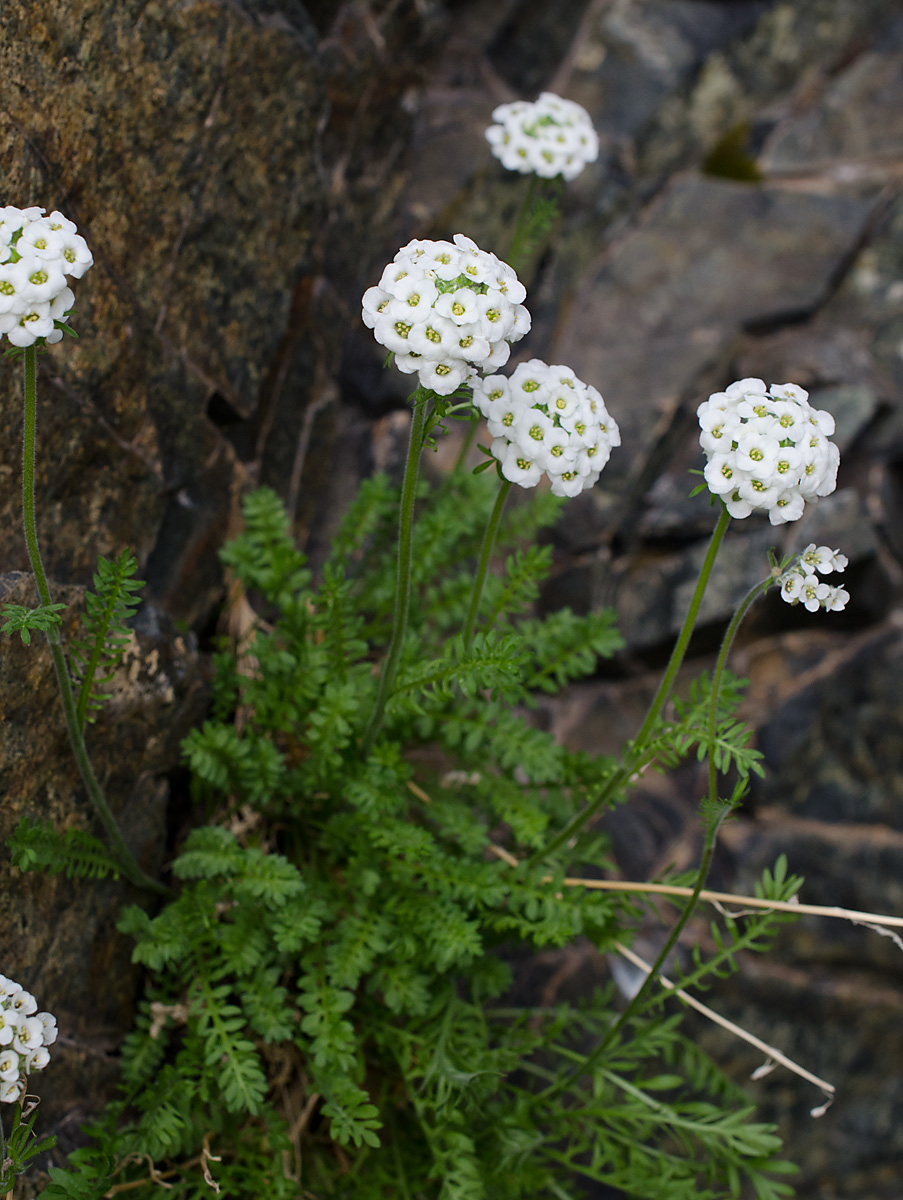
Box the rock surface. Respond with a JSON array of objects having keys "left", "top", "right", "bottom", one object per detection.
[{"left": 2, "top": 0, "right": 903, "bottom": 1195}]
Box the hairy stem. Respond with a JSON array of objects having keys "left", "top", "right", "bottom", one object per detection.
[
  {"left": 360, "top": 389, "right": 430, "bottom": 754},
  {"left": 462, "top": 478, "right": 511, "bottom": 651},
  {"left": 21, "top": 347, "right": 169, "bottom": 896},
  {"left": 528, "top": 504, "right": 732, "bottom": 866}
]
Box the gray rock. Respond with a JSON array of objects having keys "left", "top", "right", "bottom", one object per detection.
[
  {"left": 753, "top": 626, "right": 903, "bottom": 828},
  {"left": 550, "top": 176, "right": 875, "bottom": 499},
  {"left": 761, "top": 14, "right": 903, "bottom": 175}
]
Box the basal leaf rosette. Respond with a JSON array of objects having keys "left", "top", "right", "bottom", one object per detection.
[
  {"left": 362, "top": 234, "right": 531, "bottom": 397},
  {"left": 0, "top": 974, "right": 57, "bottom": 1104},
  {"left": 484, "top": 92, "right": 599, "bottom": 181},
  {"left": 698, "top": 378, "right": 840, "bottom": 525},
  {"left": 0, "top": 205, "right": 93, "bottom": 347},
  {"left": 471, "top": 358, "right": 620, "bottom": 497}
]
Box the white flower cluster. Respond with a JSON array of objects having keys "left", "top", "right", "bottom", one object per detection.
[
  {"left": 471, "top": 359, "right": 620, "bottom": 497},
  {"left": 0, "top": 975, "right": 57, "bottom": 1104},
  {"left": 698, "top": 378, "right": 840, "bottom": 525},
  {"left": 485, "top": 92, "right": 599, "bottom": 181},
  {"left": 778, "top": 543, "right": 850, "bottom": 612},
  {"left": 362, "top": 234, "right": 530, "bottom": 396},
  {"left": 0, "top": 206, "right": 92, "bottom": 347}
]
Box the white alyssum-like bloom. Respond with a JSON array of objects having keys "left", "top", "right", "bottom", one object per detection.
[
  {"left": 362, "top": 235, "right": 530, "bottom": 396},
  {"left": 485, "top": 92, "right": 599, "bottom": 181},
  {"left": 0, "top": 974, "right": 57, "bottom": 1104},
  {"left": 778, "top": 543, "right": 850, "bottom": 613},
  {"left": 698, "top": 379, "right": 840, "bottom": 525},
  {"left": 471, "top": 359, "right": 620, "bottom": 497},
  {"left": 0, "top": 205, "right": 92, "bottom": 347}
]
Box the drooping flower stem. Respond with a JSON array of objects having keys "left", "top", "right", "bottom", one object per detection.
[
  {"left": 360, "top": 389, "right": 431, "bottom": 755},
  {"left": 21, "top": 347, "right": 169, "bottom": 896},
  {"left": 528, "top": 504, "right": 733, "bottom": 867},
  {"left": 463, "top": 478, "right": 512, "bottom": 652}
]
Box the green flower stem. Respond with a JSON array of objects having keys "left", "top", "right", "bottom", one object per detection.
[
  {"left": 360, "top": 388, "right": 430, "bottom": 755},
  {"left": 507, "top": 175, "right": 540, "bottom": 270},
  {"left": 452, "top": 414, "right": 479, "bottom": 472},
  {"left": 21, "top": 347, "right": 170, "bottom": 897},
  {"left": 554, "top": 801, "right": 730, "bottom": 1099},
  {"left": 551, "top": 540, "right": 769, "bottom": 1097},
  {"left": 462, "top": 478, "right": 511, "bottom": 651},
  {"left": 528, "top": 504, "right": 732, "bottom": 867},
  {"left": 706, "top": 573, "right": 771, "bottom": 804}
]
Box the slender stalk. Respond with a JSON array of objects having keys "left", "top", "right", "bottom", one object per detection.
[
  {"left": 528, "top": 504, "right": 732, "bottom": 866},
  {"left": 506, "top": 175, "right": 540, "bottom": 270},
  {"left": 452, "top": 414, "right": 479, "bottom": 472},
  {"left": 706, "top": 573, "right": 771, "bottom": 803},
  {"left": 554, "top": 801, "right": 730, "bottom": 1098},
  {"left": 360, "top": 389, "right": 430, "bottom": 755},
  {"left": 462, "top": 478, "right": 511, "bottom": 651},
  {"left": 21, "top": 347, "right": 169, "bottom": 896},
  {"left": 551, "top": 558, "right": 772, "bottom": 1095}
]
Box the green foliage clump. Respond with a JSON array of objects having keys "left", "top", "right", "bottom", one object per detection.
[{"left": 34, "top": 474, "right": 799, "bottom": 1200}]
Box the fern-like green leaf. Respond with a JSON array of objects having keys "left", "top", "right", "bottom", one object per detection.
[
  {"left": 6, "top": 816, "right": 123, "bottom": 880},
  {"left": 68, "top": 550, "right": 144, "bottom": 728}
]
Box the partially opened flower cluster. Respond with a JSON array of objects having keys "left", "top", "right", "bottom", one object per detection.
[
  {"left": 362, "top": 234, "right": 530, "bottom": 396},
  {"left": 0, "top": 975, "right": 57, "bottom": 1103},
  {"left": 778, "top": 543, "right": 849, "bottom": 612},
  {"left": 0, "top": 205, "right": 93, "bottom": 347},
  {"left": 485, "top": 92, "right": 599, "bottom": 181},
  {"left": 471, "top": 359, "right": 620, "bottom": 497},
  {"left": 698, "top": 379, "right": 840, "bottom": 524}
]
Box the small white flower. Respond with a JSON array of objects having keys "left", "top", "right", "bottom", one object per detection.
[
  {"left": 800, "top": 573, "right": 831, "bottom": 612},
  {"left": 0, "top": 1078, "right": 24, "bottom": 1105},
  {"left": 479, "top": 360, "right": 618, "bottom": 496},
  {"left": 0, "top": 976, "right": 56, "bottom": 1099},
  {"left": 19, "top": 222, "right": 64, "bottom": 260},
  {"left": 7, "top": 303, "right": 55, "bottom": 347},
  {"left": 25, "top": 1046, "right": 50, "bottom": 1073},
  {"left": 0, "top": 204, "right": 91, "bottom": 345},
  {"left": 11, "top": 991, "right": 37, "bottom": 1019},
  {"left": 697, "top": 379, "right": 840, "bottom": 523},
  {"left": 800, "top": 544, "right": 837, "bottom": 574},
  {"left": 0, "top": 1049, "right": 20, "bottom": 1082},
  {"left": 492, "top": 438, "right": 543, "bottom": 487},
  {"left": 13, "top": 1016, "right": 44, "bottom": 1054},
  {"left": 780, "top": 571, "right": 803, "bottom": 603},
  {"left": 35, "top": 1012, "right": 58, "bottom": 1046},
  {"left": 778, "top": 544, "right": 850, "bottom": 613},
  {"left": 485, "top": 92, "right": 599, "bottom": 181},
  {"left": 768, "top": 490, "right": 805, "bottom": 525},
  {"left": 824, "top": 586, "right": 850, "bottom": 611},
  {"left": 0, "top": 1009, "right": 19, "bottom": 1045},
  {"left": 417, "top": 359, "right": 470, "bottom": 396},
  {"left": 703, "top": 452, "right": 742, "bottom": 496},
  {"left": 362, "top": 235, "right": 529, "bottom": 395},
  {"left": 361, "top": 286, "right": 390, "bottom": 329}
]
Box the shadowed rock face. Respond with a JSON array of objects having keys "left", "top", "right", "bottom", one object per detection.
[
  {"left": 0, "top": 0, "right": 442, "bottom": 1160},
  {"left": 3, "top": 0, "right": 903, "bottom": 1192}
]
